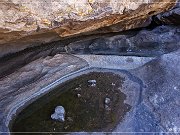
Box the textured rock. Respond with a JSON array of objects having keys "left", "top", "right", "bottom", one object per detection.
[
  {"left": 129, "top": 49, "right": 180, "bottom": 133},
  {"left": 88, "top": 79, "right": 97, "bottom": 87},
  {"left": 0, "top": 0, "right": 176, "bottom": 57},
  {"left": 68, "top": 25, "right": 180, "bottom": 56},
  {"left": 105, "top": 98, "right": 111, "bottom": 104},
  {"left": 0, "top": 24, "right": 179, "bottom": 133},
  {"left": 153, "top": 0, "right": 180, "bottom": 25},
  {"left": 1, "top": 50, "right": 179, "bottom": 133},
  {"left": 51, "top": 106, "right": 66, "bottom": 122},
  {"left": 0, "top": 54, "right": 88, "bottom": 132},
  {"left": 0, "top": 25, "right": 179, "bottom": 79}
]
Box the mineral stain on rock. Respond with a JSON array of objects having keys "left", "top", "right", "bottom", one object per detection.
[{"left": 11, "top": 72, "right": 131, "bottom": 133}]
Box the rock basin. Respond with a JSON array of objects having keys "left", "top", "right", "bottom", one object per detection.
[{"left": 11, "top": 72, "right": 132, "bottom": 133}]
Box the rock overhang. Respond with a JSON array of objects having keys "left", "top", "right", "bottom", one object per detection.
[{"left": 0, "top": 0, "right": 177, "bottom": 57}]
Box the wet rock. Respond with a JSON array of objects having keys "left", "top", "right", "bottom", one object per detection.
[
  {"left": 77, "top": 94, "right": 81, "bottom": 98},
  {"left": 67, "top": 117, "right": 73, "bottom": 122},
  {"left": 105, "top": 97, "right": 111, "bottom": 111},
  {"left": 0, "top": 54, "right": 88, "bottom": 132},
  {"left": 11, "top": 71, "right": 132, "bottom": 132},
  {"left": 88, "top": 80, "right": 96, "bottom": 87},
  {"left": 51, "top": 106, "right": 65, "bottom": 122},
  {"left": 0, "top": 22, "right": 179, "bottom": 134},
  {"left": 75, "top": 87, "right": 81, "bottom": 91},
  {"left": 111, "top": 83, "right": 116, "bottom": 86},
  {"left": 105, "top": 105, "right": 111, "bottom": 111},
  {"left": 105, "top": 98, "right": 111, "bottom": 104}
]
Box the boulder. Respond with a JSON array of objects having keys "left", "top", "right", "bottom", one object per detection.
[{"left": 0, "top": 0, "right": 176, "bottom": 57}]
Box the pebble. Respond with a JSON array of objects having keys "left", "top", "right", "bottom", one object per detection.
[
  {"left": 105, "top": 97, "right": 111, "bottom": 111},
  {"left": 105, "top": 97, "right": 111, "bottom": 104},
  {"left": 105, "top": 105, "right": 111, "bottom": 111},
  {"left": 75, "top": 87, "right": 81, "bottom": 91},
  {"left": 111, "top": 83, "right": 115, "bottom": 86},
  {"left": 67, "top": 117, "right": 73, "bottom": 122},
  {"left": 51, "top": 106, "right": 65, "bottom": 122},
  {"left": 77, "top": 93, "right": 81, "bottom": 98},
  {"left": 88, "top": 80, "right": 96, "bottom": 87}
]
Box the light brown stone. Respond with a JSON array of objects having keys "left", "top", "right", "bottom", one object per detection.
[{"left": 0, "top": 0, "right": 176, "bottom": 56}]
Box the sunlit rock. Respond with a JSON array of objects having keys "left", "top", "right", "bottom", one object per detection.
[{"left": 0, "top": 0, "right": 176, "bottom": 57}]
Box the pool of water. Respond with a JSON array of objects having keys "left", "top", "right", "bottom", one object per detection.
[{"left": 11, "top": 72, "right": 131, "bottom": 133}]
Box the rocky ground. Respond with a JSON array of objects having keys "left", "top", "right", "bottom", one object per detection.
[
  {"left": 0, "top": 24, "right": 179, "bottom": 134},
  {"left": 0, "top": 0, "right": 180, "bottom": 134}
]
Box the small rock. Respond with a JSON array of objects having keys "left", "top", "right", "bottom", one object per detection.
[
  {"left": 88, "top": 80, "right": 96, "bottom": 87},
  {"left": 105, "top": 105, "right": 111, "bottom": 111},
  {"left": 174, "top": 86, "right": 178, "bottom": 90},
  {"left": 105, "top": 97, "right": 111, "bottom": 104},
  {"left": 111, "top": 83, "right": 115, "bottom": 86},
  {"left": 67, "top": 117, "right": 73, "bottom": 122},
  {"left": 77, "top": 94, "right": 81, "bottom": 98},
  {"left": 51, "top": 106, "right": 65, "bottom": 122},
  {"left": 75, "top": 87, "right": 81, "bottom": 91},
  {"left": 105, "top": 97, "right": 111, "bottom": 111},
  {"left": 64, "top": 125, "right": 70, "bottom": 130}
]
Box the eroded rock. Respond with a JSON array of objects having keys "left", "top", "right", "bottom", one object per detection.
[
  {"left": 105, "top": 98, "right": 111, "bottom": 104},
  {"left": 0, "top": 54, "right": 88, "bottom": 133},
  {"left": 105, "top": 97, "right": 111, "bottom": 111},
  {"left": 0, "top": 0, "right": 176, "bottom": 57},
  {"left": 11, "top": 71, "right": 132, "bottom": 132},
  {"left": 153, "top": 0, "right": 180, "bottom": 25},
  {"left": 51, "top": 106, "right": 66, "bottom": 122},
  {"left": 88, "top": 80, "right": 97, "bottom": 87},
  {"left": 67, "top": 26, "right": 180, "bottom": 56}
]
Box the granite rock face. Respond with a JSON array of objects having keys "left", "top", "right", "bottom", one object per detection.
[
  {"left": 153, "top": 0, "right": 180, "bottom": 25},
  {"left": 0, "top": 0, "right": 176, "bottom": 57}
]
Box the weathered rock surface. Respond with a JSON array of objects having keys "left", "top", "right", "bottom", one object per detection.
[
  {"left": 1, "top": 49, "right": 179, "bottom": 133},
  {"left": 0, "top": 25, "right": 179, "bottom": 79},
  {"left": 129, "top": 49, "right": 180, "bottom": 133},
  {"left": 51, "top": 106, "right": 66, "bottom": 122},
  {"left": 67, "top": 25, "right": 180, "bottom": 56},
  {"left": 153, "top": 0, "right": 180, "bottom": 25},
  {"left": 0, "top": 24, "right": 179, "bottom": 133},
  {"left": 88, "top": 79, "right": 97, "bottom": 87},
  {"left": 0, "top": 0, "right": 176, "bottom": 57},
  {"left": 0, "top": 54, "right": 88, "bottom": 132}
]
